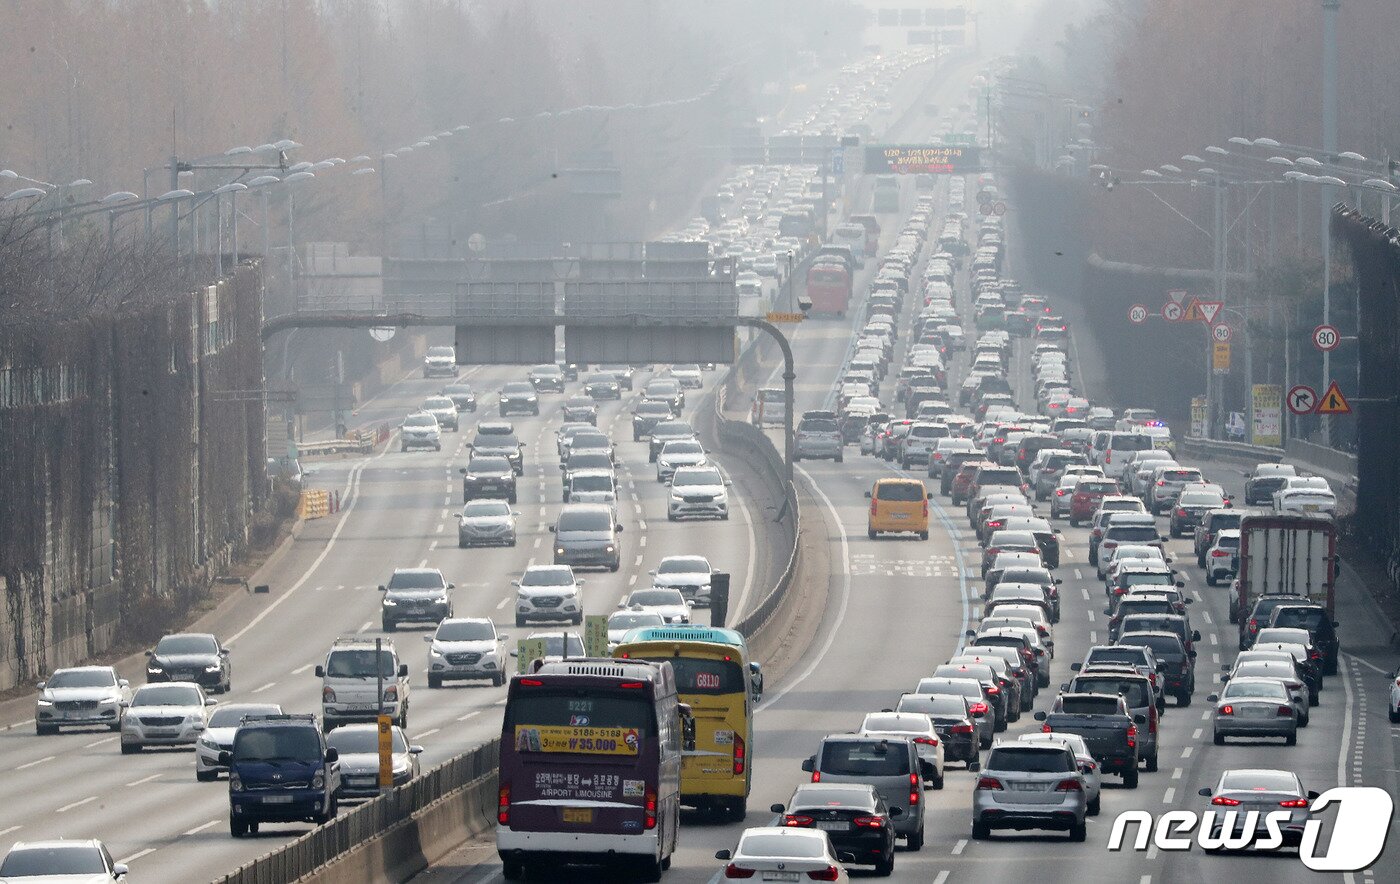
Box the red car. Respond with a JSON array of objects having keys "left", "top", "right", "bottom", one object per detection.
[
  {"left": 1069, "top": 479, "right": 1121, "bottom": 526},
  {"left": 951, "top": 461, "right": 994, "bottom": 505}
]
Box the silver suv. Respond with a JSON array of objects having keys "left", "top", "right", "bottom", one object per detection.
[
  {"left": 795, "top": 411, "right": 843, "bottom": 463},
  {"left": 425, "top": 618, "right": 508, "bottom": 688},
  {"left": 972, "top": 742, "right": 1087, "bottom": 841},
  {"left": 803, "top": 734, "right": 928, "bottom": 849},
  {"left": 513, "top": 565, "right": 584, "bottom": 627}
]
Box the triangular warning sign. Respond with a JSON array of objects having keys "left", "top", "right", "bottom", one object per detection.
[
  {"left": 1198, "top": 301, "right": 1223, "bottom": 324},
  {"left": 1182, "top": 298, "right": 1205, "bottom": 322},
  {"left": 1316, "top": 380, "right": 1352, "bottom": 415}
]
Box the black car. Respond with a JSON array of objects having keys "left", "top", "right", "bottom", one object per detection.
[
  {"left": 460, "top": 455, "right": 517, "bottom": 504},
  {"left": 528, "top": 365, "right": 566, "bottom": 393},
  {"left": 145, "top": 633, "right": 231, "bottom": 693},
  {"left": 379, "top": 568, "right": 452, "bottom": 631},
  {"left": 1168, "top": 486, "right": 1229, "bottom": 537},
  {"left": 631, "top": 401, "right": 674, "bottom": 440},
  {"left": 648, "top": 421, "right": 697, "bottom": 463},
  {"left": 584, "top": 373, "right": 622, "bottom": 400},
  {"left": 1244, "top": 468, "right": 1295, "bottom": 506},
  {"left": 470, "top": 430, "right": 524, "bottom": 475},
  {"left": 601, "top": 365, "right": 635, "bottom": 390},
  {"left": 772, "top": 784, "right": 898, "bottom": 876},
  {"left": 642, "top": 379, "right": 684, "bottom": 413},
  {"left": 895, "top": 693, "right": 980, "bottom": 767},
  {"left": 561, "top": 396, "right": 598, "bottom": 425},
  {"left": 1267, "top": 603, "right": 1340, "bottom": 675},
  {"left": 1116, "top": 631, "right": 1195, "bottom": 705},
  {"left": 440, "top": 382, "right": 477, "bottom": 412},
  {"left": 1233, "top": 593, "right": 1313, "bottom": 644},
  {"left": 499, "top": 382, "right": 540, "bottom": 416}
]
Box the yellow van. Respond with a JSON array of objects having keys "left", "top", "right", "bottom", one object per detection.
[{"left": 866, "top": 477, "right": 931, "bottom": 540}]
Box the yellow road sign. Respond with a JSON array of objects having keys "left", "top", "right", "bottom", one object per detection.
[
  {"left": 1212, "top": 341, "right": 1231, "bottom": 372},
  {"left": 1316, "top": 380, "right": 1352, "bottom": 415},
  {"left": 765, "top": 312, "right": 805, "bottom": 323}
]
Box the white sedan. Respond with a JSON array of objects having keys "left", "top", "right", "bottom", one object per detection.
[
  {"left": 716, "top": 827, "right": 849, "bottom": 883},
  {"left": 619, "top": 587, "right": 692, "bottom": 624}
]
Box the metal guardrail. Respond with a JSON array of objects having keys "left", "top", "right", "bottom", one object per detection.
[
  {"left": 1180, "top": 435, "right": 1284, "bottom": 464},
  {"left": 213, "top": 740, "right": 498, "bottom": 884}
]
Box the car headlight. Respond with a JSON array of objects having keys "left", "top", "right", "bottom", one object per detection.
[
  {"left": 312, "top": 771, "right": 325, "bottom": 789},
  {"left": 36, "top": 698, "right": 53, "bottom": 707},
  {"left": 230, "top": 773, "right": 243, "bottom": 792},
  {"left": 392, "top": 763, "right": 411, "bottom": 776},
  {"left": 382, "top": 598, "right": 397, "bottom": 606},
  {"left": 147, "top": 663, "right": 164, "bottom": 673},
  {"left": 199, "top": 736, "right": 219, "bottom": 751},
  {"left": 205, "top": 664, "right": 222, "bottom": 672},
  {"left": 429, "top": 647, "right": 444, "bottom": 658},
  {"left": 605, "top": 545, "right": 615, "bottom": 553},
  {"left": 556, "top": 547, "right": 565, "bottom": 555}
]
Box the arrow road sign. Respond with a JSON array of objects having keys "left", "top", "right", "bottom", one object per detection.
[
  {"left": 1316, "top": 380, "right": 1352, "bottom": 415},
  {"left": 1287, "top": 384, "right": 1318, "bottom": 415},
  {"left": 1128, "top": 304, "right": 1148, "bottom": 325},
  {"left": 1313, "top": 324, "right": 1340, "bottom": 352},
  {"left": 1162, "top": 301, "right": 1184, "bottom": 322},
  {"left": 1212, "top": 323, "right": 1232, "bottom": 343}
]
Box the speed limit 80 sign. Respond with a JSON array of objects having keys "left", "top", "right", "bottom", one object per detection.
[{"left": 1313, "top": 324, "right": 1340, "bottom": 352}]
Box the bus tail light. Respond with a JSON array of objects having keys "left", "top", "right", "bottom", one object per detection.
[
  {"left": 733, "top": 734, "right": 746, "bottom": 776},
  {"left": 644, "top": 788, "right": 657, "bottom": 830},
  {"left": 497, "top": 784, "right": 511, "bottom": 826}
]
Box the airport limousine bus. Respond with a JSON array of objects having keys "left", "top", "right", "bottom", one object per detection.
[
  {"left": 497, "top": 658, "right": 694, "bottom": 882},
  {"left": 613, "top": 626, "right": 763, "bottom": 821}
]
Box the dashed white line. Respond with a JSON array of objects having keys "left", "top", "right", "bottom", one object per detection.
[
  {"left": 457, "top": 711, "right": 482, "bottom": 722},
  {"left": 1201, "top": 610, "right": 1213, "bottom": 624},
  {"left": 1163, "top": 787, "right": 1175, "bottom": 804},
  {"left": 16, "top": 755, "right": 55, "bottom": 770},
  {"left": 639, "top": 535, "right": 647, "bottom": 547},
  {"left": 1181, "top": 746, "right": 1193, "bottom": 758},
  {"left": 436, "top": 524, "right": 445, "bottom": 534},
  {"left": 359, "top": 620, "right": 373, "bottom": 633},
  {"left": 933, "top": 872, "right": 950, "bottom": 884},
  {"left": 251, "top": 682, "right": 276, "bottom": 694},
  {"left": 951, "top": 839, "right": 967, "bottom": 855},
  {"left": 183, "top": 819, "right": 220, "bottom": 836},
  {"left": 533, "top": 537, "right": 542, "bottom": 549},
  {"left": 415, "top": 728, "right": 441, "bottom": 740},
  {"left": 1074, "top": 568, "right": 1084, "bottom": 580},
  {"left": 496, "top": 597, "right": 510, "bottom": 610},
  {"left": 292, "top": 662, "right": 316, "bottom": 675},
  {"left": 0, "top": 826, "right": 20, "bottom": 838},
  {"left": 118, "top": 848, "right": 156, "bottom": 865},
  {"left": 83, "top": 737, "right": 115, "bottom": 749},
  {"left": 56, "top": 795, "right": 96, "bottom": 813},
  {"left": 1192, "top": 728, "right": 1204, "bottom": 739},
  {"left": 634, "top": 554, "right": 644, "bottom": 566},
  {"left": 1172, "top": 767, "right": 1184, "bottom": 780},
  {"left": 629, "top": 575, "right": 638, "bottom": 586},
  {"left": 126, "top": 773, "right": 161, "bottom": 787}
]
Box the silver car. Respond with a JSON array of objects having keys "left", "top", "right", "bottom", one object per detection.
[
  {"left": 971, "top": 742, "right": 1088, "bottom": 841},
  {"left": 195, "top": 702, "right": 282, "bottom": 780},
  {"left": 34, "top": 666, "right": 131, "bottom": 735},
  {"left": 795, "top": 413, "right": 844, "bottom": 462},
  {"left": 400, "top": 412, "right": 441, "bottom": 452},
  {"left": 120, "top": 682, "right": 216, "bottom": 753},
  {"left": 859, "top": 712, "right": 945, "bottom": 789},
  {"left": 656, "top": 439, "right": 707, "bottom": 483},
  {"left": 1209, "top": 677, "right": 1298, "bottom": 745},
  {"left": 326, "top": 723, "right": 422, "bottom": 798},
  {"left": 456, "top": 500, "right": 518, "bottom": 547},
  {"left": 650, "top": 555, "right": 714, "bottom": 606},
  {"left": 1197, "top": 769, "right": 1317, "bottom": 848},
  {"left": 513, "top": 565, "right": 584, "bottom": 627},
  {"left": 421, "top": 395, "right": 459, "bottom": 432},
  {"left": 425, "top": 618, "right": 508, "bottom": 687},
  {"left": 1017, "top": 732, "right": 1102, "bottom": 815}
]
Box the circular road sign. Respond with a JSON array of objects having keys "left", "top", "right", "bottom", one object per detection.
[
  {"left": 368, "top": 327, "right": 396, "bottom": 343},
  {"left": 1212, "top": 323, "right": 1232, "bottom": 343},
  {"left": 467, "top": 232, "right": 486, "bottom": 253},
  {"left": 1312, "top": 324, "right": 1340, "bottom": 352},
  {"left": 1287, "top": 384, "right": 1318, "bottom": 416},
  {"left": 1128, "top": 304, "right": 1148, "bottom": 325},
  {"left": 993, "top": 201, "right": 1008, "bottom": 216},
  {"left": 1162, "top": 301, "right": 1184, "bottom": 322}
]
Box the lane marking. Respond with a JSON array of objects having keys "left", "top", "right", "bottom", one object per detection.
[
  {"left": 56, "top": 795, "right": 96, "bottom": 813},
  {"left": 1192, "top": 728, "right": 1203, "bottom": 739},
  {"left": 183, "top": 819, "right": 220, "bottom": 836},
  {"left": 1181, "top": 746, "right": 1193, "bottom": 758},
  {"left": 292, "top": 663, "right": 315, "bottom": 675},
  {"left": 1163, "top": 787, "right": 1175, "bottom": 804},
  {"left": 933, "top": 873, "right": 950, "bottom": 884},
  {"left": 16, "top": 754, "right": 55, "bottom": 770},
  {"left": 952, "top": 839, "right": 967, "bottom": 855},
  {"left": 1172, "top": 767, "right": 1183, "bottom": 780},
  {"left": 1074, "top": 568, "right": 1084, "bottom": 580},
  {"left": 495, "top": 597, "right": 509, "bottom": 610},
  {"left": 0, "top": 826, "right": 20, "bottom": 838},
  {"left": 1338, "top": 655, "right": 1355, "bottom": 786},
  {"left": 126, "top": 774, "right": 161, "bottom": 787},
  {"left": 118, "top": 848, "right": 156, "bottom": 865},
  {"left": 415, "top": 728, "right": 441, "bottom": 740},
  {"left": 457, "top": 711, "right": 482, "bottom": 722},
  {"left": 83, "top": 737, "right": 115, "bottom": 749},
  {"left": 359, "top": 620, "right": 373, "bottom": 633},
  {"left": 251, "top": 682, "right": 276, "bottom": 694}
]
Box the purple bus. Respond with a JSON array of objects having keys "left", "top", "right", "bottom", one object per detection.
[{"left": 497, "top": 658, "right": 693, "bottom": 882}]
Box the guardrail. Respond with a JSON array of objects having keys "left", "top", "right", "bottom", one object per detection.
[
  {"left": 297, "top": 426, "right": 386, "bottom": 459},
  {"left": 1179, "top": 435, "right": 1284, "bottom": 465}
]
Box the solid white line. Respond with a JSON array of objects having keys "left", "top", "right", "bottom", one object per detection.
[
  {"left": 251, "top": 682, "right": 276, "bottom": 694},
  {"left": 117, "top": 848, "right": 156, "bottom": 865},
  {"left": 183, "top": 819, "right": 220, "bottom": 836},
  {"left": 228, "top": 450, "right": 382, "bottom": 645},
  {"left": 56, "top": 795, "right": 96, "bottom": 813},
  {"left": 0, "top": 826, "right": 20, "bottom": 838},
  {"left": 16, "top": 755, "right": 54, "bottom": 770},
  {"left": 126, "top": 774, "right": 161, "bottom": 787}
]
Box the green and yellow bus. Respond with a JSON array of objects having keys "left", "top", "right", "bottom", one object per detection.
[{"left": 613, "top": 626, "right": 762, "bottom": 820}]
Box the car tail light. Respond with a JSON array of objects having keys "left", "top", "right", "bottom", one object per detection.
[
  {"left": 914, "top": 736, "right": 939, "bottom": 747},
  {"left": 1248, "top": 618, "right": 1259, "bottom": 633},
  {"left": 498, "top": 784, "right": 511, "bottom": 825},
  {"left": 644, "top": 788, "right": 657, "bottom": 829},
  {"left": 811, "top": 770, "right": 821, "bottom": 783},
  {"left": 725, "top": 864, "right": 756, "bottom": 879},
  {"left": 1220, "top": 705, "right": 1234, "bottom": 716},
  {"left": 1212, "top": 795, "right": 1242, "bottom": 806},
  {"left": 1148, "top": 672, "right": 1158, "bottom": 687},
  {"left": 1211, "top": 549, "right": 1230, "bottom": 557},
  {"left": 1057, "top": 489, "right": 1067, "bottom": 496},
  {"left": 871, "top": 499, "right": 878, "bottom": 516},
  {"left": 986, "top": 685, "right": 1000, "bottom": 695},
  {"left": 908, "top": 772, "right": 921, "bottom": 806},
  {"left": 807, "top": 867, "right": 841, "bottom": 882},
  {"left": 1125, "top": 724, "right": 1137, "bottom": 748},
  {"left": 923, "top": 499, "right": 929, "bottom": 518},
  {"left": 986, "top": 548, "right": 1000, "bottom": 557},
  {"left": 1055, "top": 778, "right": 1083, "bottom": 792},
  {"left": 1286, "top": 681, "right": 1302, "bottom": 692},
  {"left": 733, "top": 734, "right": 746, "bottom": 775},
  {"left": 1157, "top": 480, "right": 1166, "bottom": 486},
  {"left": 1148, "top": 706, "right": 1158, "bottom": 734},
  {"left": 1277, "top": 705, "right": 1294, "bottom": 717},
  {"left": 854, "top": 814, "right": 887, "bottom": 829},
  {"left": 1176, "top": 508, "right": 1188, "bottom": 517},
  {"left": 951, "top": 723, "right": 974, "bottom": 734},
  {"left": 1309, "top": 650, "right": 1322, "bottom": 660},
  {"left": 1041, "top": 722, "right": 1053, "bottom": 733},
  {"left": 1279, "top": 798, "right": 1309, "bottom": 808},
  {"left": 976, "top": 776, "right": 1004, "bottom": 790},
  {"left": 783, "top": 814, "right": 814, "bottom": 827}
]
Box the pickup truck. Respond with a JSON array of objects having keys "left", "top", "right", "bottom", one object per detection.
[{"left": 1034, "top": 693, "right": 1143, "bottom": 788}]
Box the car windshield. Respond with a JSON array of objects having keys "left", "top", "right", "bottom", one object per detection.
[
  {"left": 1223, "top": 681, "right": 1289, "bottom": 699},
  {"left": 821, "top": 740, "right": 910, "bottom": 776},
  {"left": 538, "top": 634, "right": 586, "bottom": 657},
  {"left": 799, "top": 417, "right": 839, "bottom": 432},
  {"left": 1078, "top": 482, "right": 1118, "bottom": 494},
  {"left": 988, "top": 747, "right": 1073, "bottom": 773},
  {"left": 1179, "top": 491, "right": 1225, "bottom": 506},
  {"left": 463, "top": 501, "right": 510, "bottom": 517},
  {"left": 1075, "top": 678, "right": 1151, "bottom": 708},
  {"left": 404, "top": 414, "right": 436, "bottom": 427},
  {"left": 609, "top": 612, "right": 664, "bottom": 630},
  {"left": 207, "top": 704, "right": 281, "bottom": 727},
  {"left": 662, "top": 441, "right": 704, "bottom": 455},
  {"left": 672, "top": 469, "right": 721, "bottom": 487},
  {"left": 522, "top": 569, "right": 575, "bottom": 587},
  {"left": 647, "top": 381, "right": 679, "bottom": 394},
  {"left": 1117, "top": 634, "right": 1183, "bottom": 656},
  {"left": 326, "top": 650, "right": 397, "bottom": 678},
  {"left": 155, "top": 635, "right": 218, "bottom": 655},
  {"left": 557, "top": 511, "right": 612, "bottom": 531},
  {"left": 133, "top": 685, "right": 201, "bottom": 706},
  {"left": 387, "top": 571, "right": 446, "bottom": 590},
  {"left": 469, "top": 457, "right": 510, "bottom": 474},
  {"left": 863, "top": 714, "right": 924, "bottom": 733},
  {"left": 1108, "top": 526, "right": 1161, "bottom": 542},
  {"left": 739, "top": 833, "right": 826, "bottom": 859},
  {"left": 423, "top": 397, "right": 453, "bottom": 410},
  {"left": 572, "top": 475, "right": 613, "bottom": 492},
  {"left": 637, "top": 403, "right": 671, "bottom": 416},
  {"left": 658, "top": 557, "right": 708, "bottom": 574},
  {"left": 629, "top": 589, "right": 684, "bottom": 606},
  {"left": 475, "top": 434, "right": 520, "bottom": 449},
  {"left": 436, "top": 621, "right": 495, "bottom": 642},
  {"left": 426, "top": 347, "right": 454, "bottom": 358},
  {"left": 444, "top": 384, "right": 472, "bottom": 395},
  {"left": 1220, "top": 770, "right": 1300, "bottom": 792},
  {"left": 1059, "top": 695, "right": 1122, "bottom": 715},
  {"left": 1087, "top": 648, "right": 1147, "bottom": 666},
  {"left": 503, "top": 382, "right": 533, "bottom": 394},
  {"left": 876, "top": 482, "right": 926, "bottom": 502},
  {"left": 47, "top": 669, "right": 116, "bottom": 689},
  {"left": 234, "top": 726, "right": 324, "bottom": 762},
  {"left": 1272, "top": 608, "right": 1325, "bottom": 630},
  {"left": 897, "top": 694, "right": 968, "bottom": 716},
  {"left": 0, "top": 846, "right": 107, "bottom": 876},
  {"left": 791, "top": 786, "right": 876, "bottom": 812},
  {"left": 328, "top": 727, "right": 406, "bottom": 754}
]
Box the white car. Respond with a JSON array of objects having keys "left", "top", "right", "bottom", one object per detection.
[
  {"left": 605, "top": 611, "right": 666, "bottom": 650},
  {"left": 421, "top": 395, "right": 459, "bottom": 432},
  {"left": 0, "top": 840, "right": 129, "bottom": 882},
  {"left": 651, "top": 555, "right": 714, "bottom": 606},
  {"left": 423, "top": 345, "right": 457, "bottom": 378},
  {"left": 425, "top": 618, "right": 508, "bottom": 687},
  {"left": 513, "top": 565, "right": 584, "bottom": 628},
  {"left": 670, "top": 364, "right": 704, "bottom": 390},
  {"left": 34, "top": 666, "right": 131, "bottom": 735},
  {"left": 457, "top": 500, "right": 518, "bottom": 547},
  {"left": 120, "top": 682, "right": 216, "bottom": 753},
  {"left": 620, "top": 587, "right": 692, "bottom": 624},
  {"left": 400, "top": 412, "right": 442, "bottom": 452},
  {"left": 656, "top": 439, "right": 708, "bottom": 483},
  {"left": 715, "top": 828, "right": 849, "bottom": 883},
  {"left": 1017, "top": 732, "right": 1102, "bottom": 815},
  {"left": 1274, "top": 487, "right": 1337, "bottom": 516},
  {"left": 858, "top": 711, "right": 945, "bottom": 789},
  {"left": 667, "top": 466, "right": 729, "bottom": 521},
  {"left": 195, "top": 702, "right": 283, "bottom": 780}
]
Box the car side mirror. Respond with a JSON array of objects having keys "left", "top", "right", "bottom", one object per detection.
[
  {"left": 204, "top": 698, "right": 218, "bottom": 706},
  {"left": 715, "top": 850, "right": 733, "bottom": 861},
  {"left": 1103, "top": 607, "right": 1112, "bottom": 616},
  {"left": 1060, "top": 682, "right": 1071, "bottom": 692},
  {"left": 423, "top": 635, "right": 434, "bottom": 643},
  {"left": 218, "top": 750, "right": 232, "bottom": 766},
  {"left": 325, "top": 747, "right": 339, "bottom": 763},
  {"left": 1069, "top": 662, "right": 1081, "bottom": 671},
  {"left": 927, "top": 492, "right": 933, "bottom": 499},
  {"left": 398, "top": 664, "right": 409, "bottom": 678},
  {"left": 1198, "top": 787, "right": 1213, "bottom": 797},
  {"left": 1219, "top": 674, "right": 1230, "bottom": 682},
  {"left": 1207, "top": 693, "right": 1219, "bottom": 702},
  {"left": 616, "top": 524, "right": 624, "bottom": 533},
  {"left": 1188, "top": 650, "right": 1197, "bottom": 658},
  {"left": 144, "top": 650, "right": 154, "bottom": 657},
  {"left": 1054, "top": 578, "right": 1063, "bottom": 584},
  {"left": 1133, "top": 714, "right": 1147, "bottom": 724},
  {"left": 864, "top": 491, "right": 872, "bottom": 498},
  {"left": 314, "top": 665, "right": 325, "bottom": 678},
  {"left": 1333, "top": 620, "right": 1341, "bottom": 628},
  {"left": 547, "top": 526, "right": 555, "bottom": 533},
  {"left": 1033, "top": 711, "right": 1047, "bottom": 721},
  {"left": 35, "top": 681, "right": 46, "bottom": 690},
  {"left": 1160, "top": 535, "right": 1170, "bottom": 543},
  {"left": 1192, "top": 630, "right": 1202, "bottom": 642},
  {"left": 801, "top": 756, "right": 815, "bottom": 773},
  {"left": 118, "top": 679, "right": 129, "bottom": 688},
  {"left": 969, "top": 758, "right": 981, "bottom": 772},
  {"left": 1176, "top": 580, "right": 1186, "bottom": 588},
  {"left": 459, "top": 468, "right": 468, "bottom": 475},
  {"left": 410, "top": 745, "right": 425, "bottom": 754},
  {"left": 378, "top": 585, "right": 387, "bottom": 592}
]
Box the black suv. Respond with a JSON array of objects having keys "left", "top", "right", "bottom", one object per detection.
[
  {"left": 145, "top": 633, "right": 231, "bottom": 693},
  {"left": 380, "top": 568, "right": 453, "bottom": 631},
  {"left": 470, "top": 427, "right": 524, "bottom": 475},
  {"left": 499, "top": 382, "right": 540, "bottom": 416},
  {"left": 440, "top": 382, "right": 477, "bottom": 412},
  {"left": 460, "top": 455, "right": 517, "bottom": 504},
  {"left": 226, "top": 713, "right": 339, "bottom": 836},
  {"left": 632, "top": 401, "right": 673, "bottom": 440},
  {"left": 1268, "top": 603, "right": 1341, "bottom": 675}
]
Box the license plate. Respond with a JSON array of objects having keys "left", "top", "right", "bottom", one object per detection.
[
  {"left": 345, "top": 704, "right": 378, "bottom": 712},
  {"left": 816, "top": 821, "right": 849, "bottom": 831},
  {"left": 1239, "top": 706, "right": 1271, "bottom": 718},
  {"left": 562, "top": 807, "right": 594, "bottom": 824},
  {"left": 762, "top": 875, "right": 799, "bottom": 883},
  {"left": 891, "top": 513, "right": 909, "bottom": 519},
  {"left": 1011, "top": 782, "right": 1043, "bottom": 791},
  {"left": 263, "top": 795, "right": 293, "bottom": 804}
]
